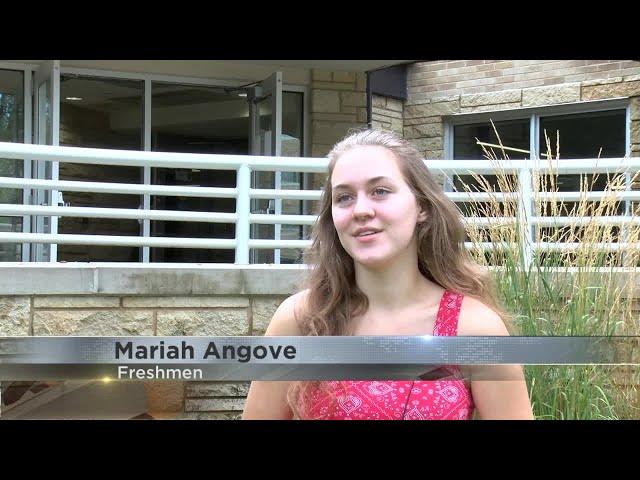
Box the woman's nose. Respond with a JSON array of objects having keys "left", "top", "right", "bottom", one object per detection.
[{"left": 353, "top": 194, "right": 375, "bottom": 219}]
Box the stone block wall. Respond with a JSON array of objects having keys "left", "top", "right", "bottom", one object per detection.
[
  {"left": 0, "top": 293, "right": 287, "bottom": 419},
  {"left": 2, "top": 263, "right": 640, "bottom": 419},
  {"left": 405, "top": 60, "right": 640, "bottom": 163},
  {"left": 308, "top": 69, "right": 368, "bottom": 197},
  {"left": 371, "top": 95, "right": 404, "bottom": 136}
]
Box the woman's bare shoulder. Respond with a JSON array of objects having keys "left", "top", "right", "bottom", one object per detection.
[
  {"left": 457, "top": 295, "right": 509, "bottom": 336},
  {"left": 263, "top": 289, "right": 310, "bottom": 336}
]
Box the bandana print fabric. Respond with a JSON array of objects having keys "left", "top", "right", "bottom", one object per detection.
[{"left": 299, "top": 291, "right": 474, "bottom": 420}]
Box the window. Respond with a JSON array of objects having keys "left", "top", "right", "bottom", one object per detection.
[
  {"left": 58, "top": 74, "right": 144, "bottom": 262},
  {"left": 448, "top": 104, "right": 629, "bottom": 255},
  {"left": 149, "top": 82, "right": 244, "bottom": 264},
  {"left": 278, "top": 91, "right": 306, "bottom": 264},
  {"left": 539, "top": 110, "right": 626, "bottom": 214},
  {"left": 453, "top": 118, "right": 528, "bottom": 216},
  {"left": 1, "top": 64, "right": 309, "bottom": 264},
  {"left": 449, "top": 106, "right": 628, "bottom": 205},
  {"left": 0, "top": 69, "right": 24, "bottom": 262},
  {"left": 537, "top": 109, "right": 627, "bottom": 244}
]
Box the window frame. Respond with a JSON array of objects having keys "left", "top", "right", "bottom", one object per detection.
[
  {"left": 61, "top": 67, "right": 309, "bottom": 264},
  {"left": 443, "top": 98, "right": 631, "bottom": 192},
  {"left": 444, "top": 98, "right": 630, "bottom": 160},
  {"left": 444, "top": 98, "right": 633, "bottom": 248},
  {"left": 0, "top": 62, "right": 310, "bottom": 264},
  {"left": 0, "top": 63, "right": 35, "bottom": 261}
]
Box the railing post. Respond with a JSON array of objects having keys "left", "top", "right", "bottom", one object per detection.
[
  {"left": 142, "top": 78, "right": 152, "bottom": 263},
  {"left": 518, "top": 163, "right": 534, "bottom": 269},
  {"left": 235, "top": 163, "right": 251, "bottom": 264}
]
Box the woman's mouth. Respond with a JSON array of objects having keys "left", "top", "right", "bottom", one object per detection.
[{"left": 354, "top": 230, "right": 381, "bottom": 242}]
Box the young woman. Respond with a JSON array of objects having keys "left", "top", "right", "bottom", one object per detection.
[{"left": 242, "top": 129, "right": 534, "bottom": 420}]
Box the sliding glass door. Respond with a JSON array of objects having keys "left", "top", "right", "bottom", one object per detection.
[{"left": 31, "top": 61, "right": 60, "bottom": 262}]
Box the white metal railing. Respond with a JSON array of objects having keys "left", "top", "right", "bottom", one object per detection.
[{"left": 0, "top": 141, "right": 639, "bottom": 265}]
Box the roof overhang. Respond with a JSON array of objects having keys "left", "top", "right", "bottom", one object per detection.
[{"left": 223, "top": 60, "right": 418, "bottom": 72}]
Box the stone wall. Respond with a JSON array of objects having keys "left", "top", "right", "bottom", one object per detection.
[
  {"left": 0, "top": 293, "right": 287, "bottom": 419},
  {"left": 0, "top": 264, "right": 306, "bottom": 419},
  {"left": 1, "top": 264, "right": 639, "bottom": 419},
  {"left": 371, "top": 95, "right": 404, "bottom": 135},
  {"left": 405, "top": 60, "right": 640, "bottom": 162},
  {"left": 308, "top": 69, "right": 368, "bottom": 197}
]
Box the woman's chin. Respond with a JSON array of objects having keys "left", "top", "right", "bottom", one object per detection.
[{"left": 351, "top": 252, "right": 393, "bottom": 270}]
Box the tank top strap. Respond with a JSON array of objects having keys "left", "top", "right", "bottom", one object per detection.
[{"left": 433, "top": 290, "right": 464, "bottom": 336}]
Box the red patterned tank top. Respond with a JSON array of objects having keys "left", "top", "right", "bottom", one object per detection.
[{"left": 298, "top": 290, "right": 475, "bottom": 420}]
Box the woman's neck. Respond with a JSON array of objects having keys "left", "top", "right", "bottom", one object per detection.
[{"left": 354, "top": 258, "right": 440, "bottom": 313}]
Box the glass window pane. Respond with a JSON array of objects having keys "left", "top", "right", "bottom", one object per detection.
[
  {"left": 539, "top": 110, "right": 626, "bottom": 199},
  {"left": 0, "top": 69, "right": 24, "bottom": 261},
  {"left": 280, "top": 91, "right": 305, "bottom": 264},
  {"left": 251, "top": 94, "right": 275, "bottom": 264},
  {"left": 150, "top": 83, "right": 246, "bottom": 263},
  {"left": 58, "top": 75, "right": 144, "bottom": 262},
  {"left": 453, "top": 119, "right": 529, "bottom": 217},
  {"left": 540, "top": 110, "right": 626, "bottom": 159},
  {"left": 538, "top": 109, "right": 627, "bottom": 241}
]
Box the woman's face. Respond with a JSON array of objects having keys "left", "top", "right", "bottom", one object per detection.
[{"left": 330, "top": 146, "right": 427, "bottom": 270}]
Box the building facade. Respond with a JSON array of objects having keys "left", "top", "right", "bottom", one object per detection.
[{"left": 1, "top": 59, "right": 639, "bottom": 418}]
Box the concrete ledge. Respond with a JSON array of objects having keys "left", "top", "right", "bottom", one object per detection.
[
  {"left": 3, "top": 263, "right": 640, "bottom": 297},
  {"left": 0, "top": 263, "right": 308, "bottom": 296}
]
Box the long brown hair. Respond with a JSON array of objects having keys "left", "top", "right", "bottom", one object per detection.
[{"left": 288, "top": 129, "right": 507, "bottom": 417}]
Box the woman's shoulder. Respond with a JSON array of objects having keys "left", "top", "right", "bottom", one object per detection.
[
  {"left": 263, "top": 289, "right": 310, "bottom": 336},
  {"left": 456, "top": 295, "right": 510, "bottom": 337}
]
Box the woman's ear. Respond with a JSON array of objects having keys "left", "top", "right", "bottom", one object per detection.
[{"left": 417, "top": 208, "right": 428, "bottom": 223}]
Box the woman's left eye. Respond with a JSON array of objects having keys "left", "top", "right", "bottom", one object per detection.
[{"left": 372, "top": 188, "right": 389, "bottom": 197}]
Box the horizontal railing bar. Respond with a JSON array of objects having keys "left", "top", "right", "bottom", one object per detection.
[
  {"left": 2, "top": 143, "right": 637, "bottom": 174},
  {"left": 464, "top": 242, "right": 640, "bottom": 252},
  {"left": 6, "top": 208, "right": 637, "bottom": 229},
  {"left": 3, "top": 177, "right": 635, "bottom": 204},
  {"left": 532, "top": 216, "right": 640, "bottom": 227},
  {"left": 462, "top": 217, "right": 518, "bottom": 226},
  {"left": 534, "top": 242, "right": 636, "bottom": 252},
  {"left": 248, "top": 158, "right": 329, "bottom": 172},
  {"left": 534, "top": 191, "right": 640, "bottom": 201},
  {"left": 431, "top": 158, "right": 637, "bottom": 174},
  {"left": 449, "top": 191, "right": 640, "bottom": 202},
  {"left": 0, "top": 204, "right": 237, "bottom": 223},
  {"left": 248, "top": 239, "right": 313, "bottom": 249},
  {"left": 464, "top": 242, "right": 519, "bottom": 250},
  {"left": 0, "top": 232, "right": 237, "bottom": 249},
  {"left": 447, "top": 192, "right": 519, "bottom": 202},
  {"left": 249, "top": 188, "right": 323, "bottom": 200},
  {"left": 0, "top": 204, "right": 321, "bottom": 226},
  {"left": 250, "top": 214, "right": 317, "bottom": 225},
  {"left": 461, "top": 216, "right": 640, "bottom": 228},
  {"left": 0, "top": 142, "right": 328, "bottom": 172},
  {"left": 0, "top": 232, "right": 314, "bottom": 250},
  {"left": 0, "top": 176, "right": 238, "bottom": 198},
  {"left": 2, "top": 235, "right": 637, "bottom": 253}
]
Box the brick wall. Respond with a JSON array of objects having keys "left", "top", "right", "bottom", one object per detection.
[
  {"left": 2, "top": 256, "right": 640, "bottom": 419},
  {"left": 408, "top": 60, "right": 640, "bottom": 98},
  {"left": 371, "top": 95, "right": 404, "bottom": 135},
  {"left": 308, "top": 69, "right": 368, "bottom": 196},
  {"left": 0, "top": 294, "right": 286, "bottom": 419},
  {"left": 3, "top": 290, "right": 638, "bottom": 418},
  {"left": 405, "top": 60, "right": 640, "bottom": 162}
]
